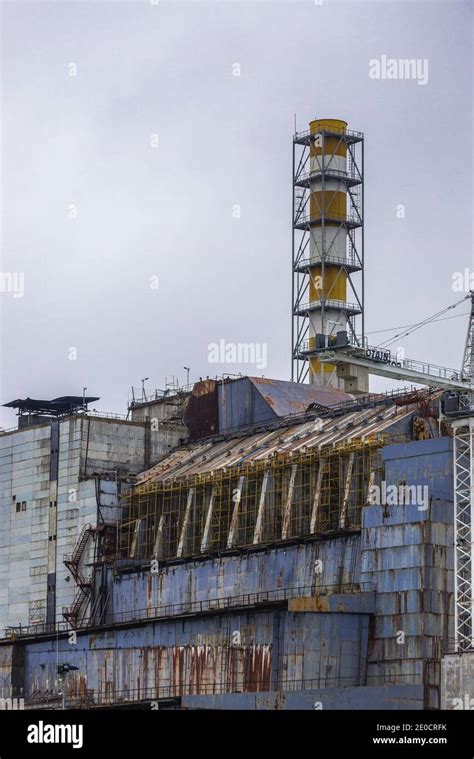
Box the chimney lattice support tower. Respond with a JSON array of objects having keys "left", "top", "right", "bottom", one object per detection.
[{"left": 291, "top": 118, "right": 367, "bottom": 393}]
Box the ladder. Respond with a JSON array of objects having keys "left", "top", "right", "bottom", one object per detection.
[{"left": 63, "top": 524, "right": 95, "bottom": 627}]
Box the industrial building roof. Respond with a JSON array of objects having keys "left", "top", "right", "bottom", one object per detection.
[
  {"left": 246, "top": 377, "right": 352, "bottom": 415},
  {"left": 136, "top": 393, "right": 430, "bottom": 485}
]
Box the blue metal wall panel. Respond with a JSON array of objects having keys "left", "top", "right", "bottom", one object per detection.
[
  {"left": 110, "top": 535, "right": 361, "bottom": 620},
  {"left": 181, "top": 684, "right": 424, "bottom": 710},
  {"left": 3, "top": 435, "right": 455, "bottom": 710},
  {"left": 22, "top": 607, "right": 369, "bottom": 705}
]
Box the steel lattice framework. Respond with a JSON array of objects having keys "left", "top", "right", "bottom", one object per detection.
[
  {"left": 118, "top": 441, "right": 383, "bottom": 562},
  {"left": 452, "top": 292, "right": 474, "bottom": 651},
  {"left": 452, "top": 419, "right": 474, "bottom": 651},
  {"left": 462, "top": 292, "right": 474, "bottom": 380},
  {"left": 291, "top": 123, "right": 364, "bottom": 383}
]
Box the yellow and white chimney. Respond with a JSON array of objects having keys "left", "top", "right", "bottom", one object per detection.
[{"left": 292, "top": 117, "right": 368, "bottom": 394}]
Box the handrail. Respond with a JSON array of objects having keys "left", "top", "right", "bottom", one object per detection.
[
  {"left": 295, "top": 168, "right": 362, "bottom": 184},
  {"left": 23, "top": 671, "right": 421, "bottom": 709},
  {"left": 295, "top": 253, "right": 362, "bottom": 270},
  {"left": 295, "top": 299, "right": 362, "bottom": 314},
  {"left": 295, "top": 212, "right": 362, "bottom": 227},
  {"left": 2, "top": 581, "right": 374, "bottom": 639},
  {"left": 294, "top": 125, "right": 363, "bottom": 140}
]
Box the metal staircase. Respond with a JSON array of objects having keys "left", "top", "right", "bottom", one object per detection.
[{"left": 63, "top": 523, "right": 95, "bottom": 627}]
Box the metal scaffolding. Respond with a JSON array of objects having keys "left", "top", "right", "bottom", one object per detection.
[{"left": 118, "top": 440, "right": 383, "bottom": 562}]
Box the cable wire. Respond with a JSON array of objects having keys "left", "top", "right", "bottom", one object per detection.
[{"left": 374, "top": 294, "right": 471, "bottom": 350}]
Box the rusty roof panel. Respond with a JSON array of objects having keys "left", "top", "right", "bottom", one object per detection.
[
  {"left": 248, "top": 377, "right": 353, "bottom": 416},
  {"left": 136, "top": 400, "right": 420, "bottom": 485}
]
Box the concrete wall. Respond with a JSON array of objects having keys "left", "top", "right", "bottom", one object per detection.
[
  {"left": 0, "top": 416, "right": 152, "bottom": 633},
  {"left": 129, "top": 395, "right": 188, "bottom": 460},
  {"left": 79, "top": 417, "right": 149, "bottom": 476},
  {"left": 0, "top": 424, "right": 52, "bottom": 629}
]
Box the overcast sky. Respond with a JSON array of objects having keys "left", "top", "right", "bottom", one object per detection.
[{"left": 0, "top": 0, "right": 472, "bottom": 427}]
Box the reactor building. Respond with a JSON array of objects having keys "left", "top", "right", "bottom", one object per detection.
[{"left": 0, "top": 119, "right": 472, "bottom": 711}]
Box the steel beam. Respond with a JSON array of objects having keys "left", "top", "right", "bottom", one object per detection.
[
  {"left": 339, "top": 452, "right": 355, "bottom": 529},
  {"left": 177, "top": 488, "right": 194, "bottom": 558},
  {"left": 318, "top": 351, "right": 473, "bottom": 392},
  {"left": 282, "top": 464, "right": 298, "bottom": 540},
  {"left": 227, "top": 476, "right": 246, "bottom": 549},
  {"left": 200, "top": 485, "right": 217, "bottom": 553},
  {"left": 310, "top": 461, "right": 325, "bottom": 534},
  {"left": 253, "top": 470, "right": 270, "bottom": 544}
]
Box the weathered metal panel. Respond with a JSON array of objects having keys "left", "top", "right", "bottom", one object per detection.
[
  {"left": 181, "top": 684, "right": 425, "bottom": 710},
  {"left": 21, "top": 606, "right": 375, "bottom": 707},
  {"left": 109, "top": 536, "right": 362, "bottom": 621},
  {"left": 249, "top": 377, "right": 352, "bottom": 417},
  {"left": 23, "top": 612, "right": 277, "bottom": 704},
  {"left": 218, "top": 378, "right": 259, "bottom": 433},
  {"left": 137, "top": 402, "right": 419, "bottom": 484},
  {"left": 184, "top": 380, "right": 218, "bottom": 440},
  {"left": 288, "top": 591, "right": 376, "bottom": 614},
  {"left": 217, "top": 377, "right": 354, "bottom": 435},
  {"left": 359, "top": 438, "right": 454, "bottom": 710},
  {"left": 441, "top": 652, "right": 474, "bottom": 709}
]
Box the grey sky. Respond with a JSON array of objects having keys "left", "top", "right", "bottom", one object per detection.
[{"left": 0, "top": 0, "right": 472, "bottom": 427}]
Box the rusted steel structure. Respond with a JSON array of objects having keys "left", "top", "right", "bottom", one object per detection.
[
  {"left": 119, "top": 441, "right": 382, "bottom": 561},
  {"left": 0, "top": 387, "right": 458, "bottom": 710}
]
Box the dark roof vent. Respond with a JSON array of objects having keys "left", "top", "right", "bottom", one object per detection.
[{"left": 3, "top": 395, "right": 99, "bottom": 417}]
